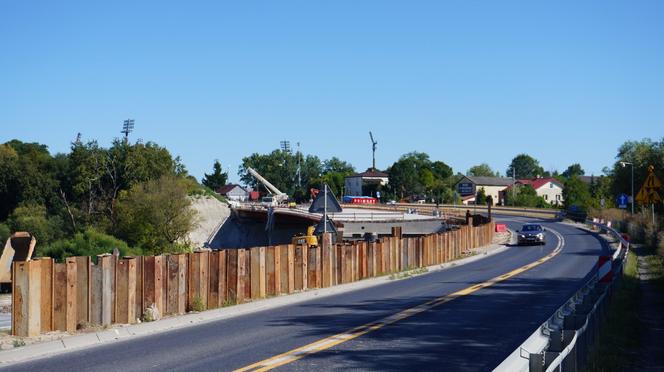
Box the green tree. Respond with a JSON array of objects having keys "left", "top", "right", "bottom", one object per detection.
[
  {"left": 0, "top": 140, "right": 60, "bottom": 220},
  {"left": 610, "top": 138, "right": 664, "bottom": 213},
  {"left": 505, "top": 185, "right": 549, "bottom": 208},
  {"left": 116, "top": 175, "right": 197, "bottom": 254},
  {"left": 387, "top": 152, "right": 453, "bottom": 201},
  {"left": 563, "top": 176, "right": 592, "bottom": 209},
  {"left": 467, "top": 163, "right": 498, "bottom": 177},
  {"left": 562, "top": 163, "right": 585, "bottom": 179},
  {"left": 0, "top": 223, "right": 10, "bottom": 245},
  {"left": 476, "top": 187, "right": 487, "bottom": 205},
  {"left": 323, "top": 157, "right": 355, "bottom": 175},
  {"left": 202, "top": 160, "right": 228, "bottom": 191},
  {"left": 506, "top": 154, "right": 544, "bottom": 179},
  {"left": 7, "top": 204, "right": 65, "bottom": 245}
]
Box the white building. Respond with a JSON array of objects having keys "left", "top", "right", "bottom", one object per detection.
[
  {"left": 344, "top": 170, "right": 389, "bottom": 197},
  {"left": 515, "top": 178, "right": 564, "bottom": 205},
  {"left": 216, "top": 184, "right": 250, "bottom": 201}
]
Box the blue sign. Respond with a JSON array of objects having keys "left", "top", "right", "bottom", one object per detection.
[
  {"left": 458, "top": 182, "right": 475, "bottom": 196},
  {"left": 376, "top": 191, "right": 381, "bottom": 199},
  {"left": 617, "top": 193, "right": 629, "bottom": 209}
]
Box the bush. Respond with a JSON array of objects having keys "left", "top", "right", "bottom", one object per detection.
[
  {"left": 37, "top": 228, "right": 142, "bottom": 262},
  {"left": 0, "top": 223, "right": 10, "bottom": 245},
  {"left": 8, "top": 204, "right": 65, "bottom": 245},
  {"left": 658, "top": 232, "right": 664, "bottom": 257}
]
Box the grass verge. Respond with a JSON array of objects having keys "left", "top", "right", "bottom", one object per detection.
[{"left": 586, "top": 251, "right": 640, "bottom": 371}]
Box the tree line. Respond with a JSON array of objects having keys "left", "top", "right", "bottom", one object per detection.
[
  {"left": 0, "top": 138, "right": 205, "bottom": 261},
  {"left": 2, "top": 135, "right": 661, "bottom": 261}
]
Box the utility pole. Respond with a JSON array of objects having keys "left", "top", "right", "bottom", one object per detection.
[{"left": 121, "top": 119, "right": 134, "bottom": 142}]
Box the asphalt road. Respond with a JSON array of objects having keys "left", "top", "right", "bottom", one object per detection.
[{"left": 3, "top": 217, "right": 608, "bottom": 372}]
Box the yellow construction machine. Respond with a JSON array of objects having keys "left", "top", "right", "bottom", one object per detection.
[{"left": 291, "top": 226, "right": 318, "bottom": 247}]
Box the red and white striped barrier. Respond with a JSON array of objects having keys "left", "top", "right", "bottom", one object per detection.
[{"left": 597, "top": 255, "right": 613, "bottom": 283}]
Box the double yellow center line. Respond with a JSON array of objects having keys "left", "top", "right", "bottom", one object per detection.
[{"left": 236, "top": 228, "right": 564, "bottom": 372}]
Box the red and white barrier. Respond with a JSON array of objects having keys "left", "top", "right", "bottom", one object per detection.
[{"left": 597, "top": 255, "right": 613, "bottom": 283}]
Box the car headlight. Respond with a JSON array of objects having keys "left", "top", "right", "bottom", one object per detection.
[
  {"left": 519, "top": 234, "right": 525, "bottom": 238},
  {"left": 537, "top": 233, "right": 544, "bottom": 238}
]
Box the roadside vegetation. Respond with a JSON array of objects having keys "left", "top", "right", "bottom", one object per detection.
[
  {"left": 0, "top": 138, "right": 209, "bottom": 261},
  {"left": 586, "top": 251, "right": 640, "bottom": 371}
]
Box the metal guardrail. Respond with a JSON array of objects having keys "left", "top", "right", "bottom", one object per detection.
[{"left": 494, "top": 220, "right": 630, "bottom": 372}]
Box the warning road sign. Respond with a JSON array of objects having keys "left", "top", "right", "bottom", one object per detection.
[{"left": 636, "top": 165, "right": 662, "bottom": 205}]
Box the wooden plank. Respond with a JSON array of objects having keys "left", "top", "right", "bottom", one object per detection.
[
  {"left": 266, "top": 247, "right": 276, "bottom": 296},
  {"left": 307, "top": 246, "right": 316, "bottom": 289},
  {"left": 276, "top": 246, "right": 284, "bottom": 293},
  {"left": 259, "top": 247, "right": 266, "bottom": 298},
  {"left": 127, "top": 258, "right": 137, "bottom": 323},
  {"left": 90, "top": 262, "right": 101, "bottom": 326},
  {"left": 315, "top": 243, "right": 321, "bottom": 288},
  {"left": 52, "top": 263, "right": 66, "bottom": 331},
  {"left": 37, "top": 258, "right": 53, "bottom": 332},
  {"left": 143, "top": 256, "right": 164, "bottom": 315},
  {"left": 134, "top": 256, "right": 143, "bottom": 321},
  {"left": 218, "top": 250, "right": 227, "bottom": 306},
  {"left": 65, "top": 258, "right": 77, "bottom": 332},
  {"left": 116, "top": 258, "right": 128, "bottom": 323},
  {"left": 208, "top": 252, "right": 220, "bottom": 308},
  {"left": 177, "top": 254, "right": 187, "bottom": 314},
  {"left": 243, "top": 249, "right": 252, "bottom": 300},
  {"left": 188, "top": 251, "right": 209, "bottom": 310},
  {"left": 301, "top": 245, "right": 308, "bottom": 291},
  {"left": 293, "top": 245, "right": 302, "bottom": 291},
  {"left": 237, "top": 249, "right": 246, "bottom": 303},
  {"left": 166, "top": 255, "right": 178, "bottom": 315},
  {"left": 250, "top": 248, "right": 260, "bottom": 299},
  {"left": 287, "top": 245, "right": 295, "bottom": 293},
  {"left": 226, "top": 250, "right": 238, "bottom": 303},
  {"left": 74, "top": 256, "right": 90, "bottom": 325},
  {"left": 279, "top": 245, "right": 289, "bottom": 294},
  {"left": 11, "top": 261, "right": 39, "bottom": 337}
]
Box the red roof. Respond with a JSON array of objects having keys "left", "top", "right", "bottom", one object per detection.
[{"left": 514, "top": 178, "right": 562, "bottom": 190}]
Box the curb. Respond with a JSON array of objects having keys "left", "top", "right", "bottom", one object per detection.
[{"left": 0, "top": 240, "right": 511, "bottom": 366}]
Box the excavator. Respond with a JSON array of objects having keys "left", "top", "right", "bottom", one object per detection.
[{"left": 291, "top": 226, "right": 319, "bottom": 248}]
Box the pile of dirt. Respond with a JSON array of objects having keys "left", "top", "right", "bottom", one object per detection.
[{"left": 186, "top": 196, "right": 230, "bottom": 248}]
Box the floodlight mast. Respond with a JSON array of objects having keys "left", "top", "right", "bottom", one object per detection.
[
  {"left": 369, "top": 132, "right": 377, "bottom": 171},
  {"left": 122, "top": 119, "right": 135, "bottom": 142}
]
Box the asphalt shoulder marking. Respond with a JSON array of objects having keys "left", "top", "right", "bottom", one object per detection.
[{"left": 236, "top": 227, "right": 566, "bottom": 372}]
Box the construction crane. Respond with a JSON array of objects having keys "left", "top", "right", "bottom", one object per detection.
[
  {"left": 369, "top": 131, "right": 377, "bottom": 171},
  {"left": 247, "top": 167, "right": 289, "bottom": 207}
]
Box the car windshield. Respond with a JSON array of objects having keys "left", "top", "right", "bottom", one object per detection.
[{"left": 522, "top": 225, "right": 542, "bottom": 232}]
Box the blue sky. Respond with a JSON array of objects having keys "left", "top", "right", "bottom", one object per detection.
[{"left": 2, "top": 1, "right": 663, "bottom": 183}]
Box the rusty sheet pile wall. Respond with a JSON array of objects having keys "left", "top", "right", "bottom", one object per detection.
[{"left": 12, "top": 221, "right": 494, "bottom": 337}]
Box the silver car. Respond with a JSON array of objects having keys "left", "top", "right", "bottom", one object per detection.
[{"left": 517, "top": 224, "right": 546, "bottom": 245}]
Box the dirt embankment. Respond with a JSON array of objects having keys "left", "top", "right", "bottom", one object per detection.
[{"left": 186, "top": 196, "right": 231, "bottom": 248}]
